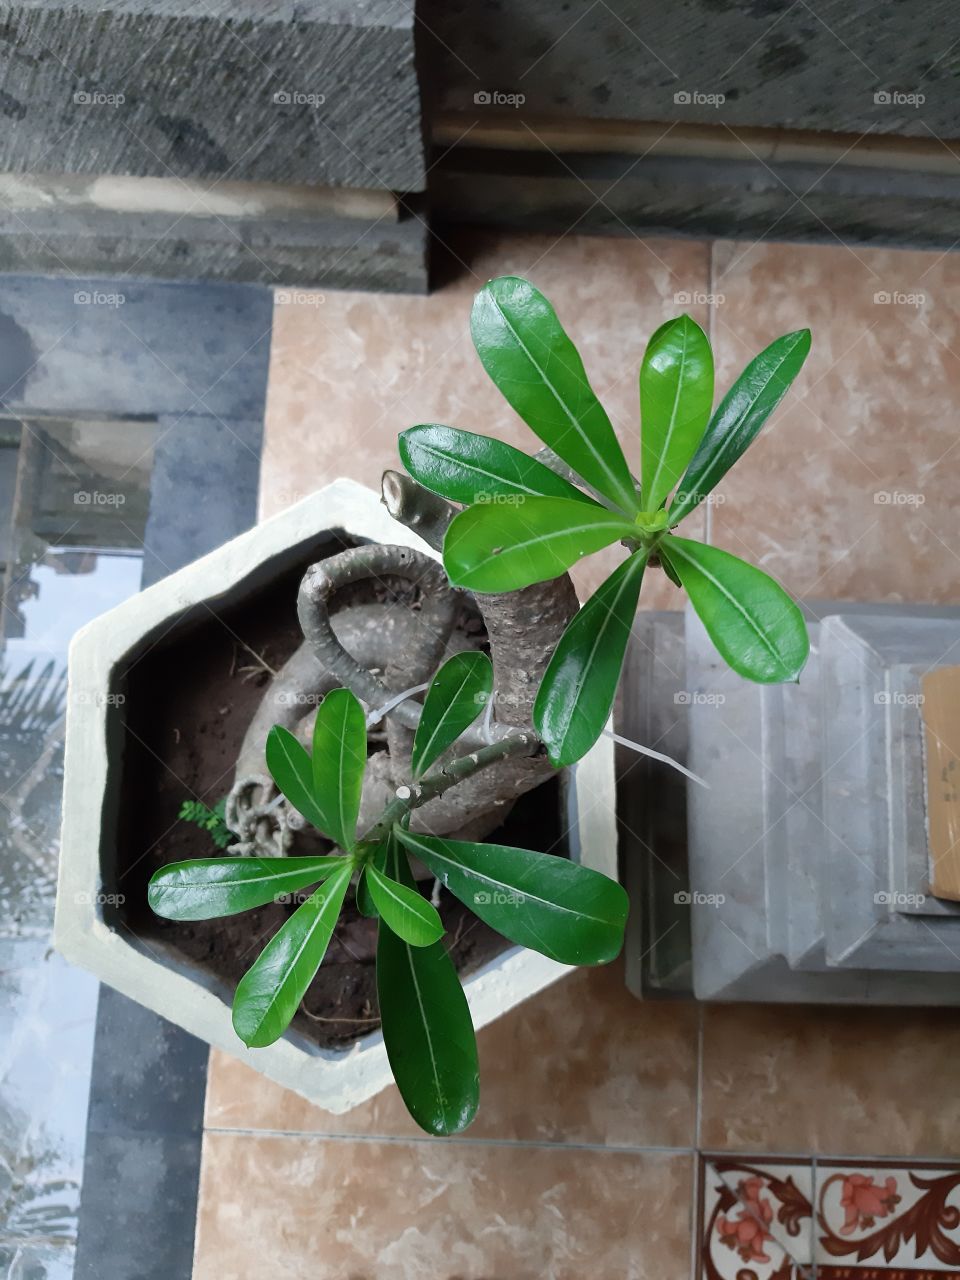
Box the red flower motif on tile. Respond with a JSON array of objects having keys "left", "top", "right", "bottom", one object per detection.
[
  {"left": 839, "top": 1173, "right": 900, "bottom": 1234},
  {"left": 717, "top": 1176, "right": 776, "bottom": 1264}
]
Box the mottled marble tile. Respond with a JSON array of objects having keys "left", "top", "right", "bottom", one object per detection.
[
  {"left": 206, "top": 960, "right": 698, "bottom": 1149},
  {"left": 261, "top": 229, "right": 709, "bottom": 603},
  {"left": 700, "top": 1004, "right": 960, "bottom": 1157},
  {"left": 814, "top": 1160, "right": 960, "bottom": 1274},
  {"left": 194, "top": 1134, "right": 692, "bottom": 1280},
  {"left": 707, "top": 240, "right": 960, "bottom": 605}
]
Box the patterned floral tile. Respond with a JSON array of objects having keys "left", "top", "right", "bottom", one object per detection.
[
  {"left": 815, "top": 1160, "right": 960, "bottom": 1277},
  {"left": 713, "top": 1158, "right": 814, "bottom": 1267},
  {"left": 699, "top": 1157, "right": 812, "bottom": 1280}
]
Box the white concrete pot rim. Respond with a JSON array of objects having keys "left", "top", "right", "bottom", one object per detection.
[{"left": 55, "top": 479, "right": 618, "bottom": 1113}]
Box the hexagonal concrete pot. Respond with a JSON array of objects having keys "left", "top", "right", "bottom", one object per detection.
[{"left": 55, "top": 479, "right": 617, "bottom": 1114}]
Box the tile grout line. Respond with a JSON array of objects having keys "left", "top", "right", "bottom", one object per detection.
[{"left": 202, "top": 1125, "right": 699, "bottom": 1156}]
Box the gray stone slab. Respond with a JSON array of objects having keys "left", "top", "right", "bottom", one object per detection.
[
  {"left": 0, "top": 0, "right": 424, "bottom": 191},
  {"left": 0, "top": 205, "right": 429, "bottom": 292},
  {"left": 428, "top": 0, "right": 955, "bottom": 138},
  {"left": 821, "top": 613, "right": 960, "bottom": 971},
  {"left": 434, "top": 149, "right": 960, "bottom": 252},
  {"left": 0, "top": 274, "right": 273, "bottom": 420},
  {"left": 619, "top": 610, "right": 691, "bottom": 998}
]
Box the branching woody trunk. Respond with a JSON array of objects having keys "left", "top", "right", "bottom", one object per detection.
[{"left": 226, "top": 473, "right": 578, "bottom": 855}]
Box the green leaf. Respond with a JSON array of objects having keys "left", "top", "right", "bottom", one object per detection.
[
  {"left": 668, "top": 328, "right": 811, "bottom": 525},
  {"left": 470, "top": 277, "right": 639, "bottom": 513},
  {"left": 377, "top": 839, "right": 478, "bottom": 1135},
  {"left": 232, "top": 861, "right": 352, "bottom": 1048},
  {"left": 443, "top": 496, "right": 635, "bottom": 593},
  {"left": 148, "top": 855, "right": 351, "bottom": 921},
  {"left": 534, "top": 551, "right": 648, "bottom": 767},
  {"left": 395, "top": 829, "right": 628, "bottom": 966},
  {"left": 411, "top": 651, "right": 493, "bottom": 778},
  {"left": 640, "top": 315, "right": 714, "bottom": 513},
  {"left": 311, "top": 687, "right": 367, "bottom": 850},
  {"left": 366, "top": 864, "right": 444, "bottom": 946},
  {"left": 659, "top": 535, "right": 809, "bottom": 683},
  {"left": 356, "top": 841, "right": 388, "bottom": 918},
  {"left": 398, "top": 424, "right": 598, "bottom": 507},
  {"left": 265, "top": 688, "right": 366, "bottom": 850}
]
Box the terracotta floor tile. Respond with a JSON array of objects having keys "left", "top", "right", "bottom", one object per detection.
[
  {"left": 206, "top": 960, "right": 699, "bottom": 1149},
  {"left": 260, "top": 228, "right": 709, "bottom": 602},
  {"left": 813, "top": 1159, "right": 960, "bottom": 1274},
  {"left": 193, "top": 1133, "right": 692, "bottom": 1280},
  {"left": 700, "top": 1004, "right": 960, "bottom": 1157},
  {"left": 706, "top": 240, "right": 960, "bottom": 605}
]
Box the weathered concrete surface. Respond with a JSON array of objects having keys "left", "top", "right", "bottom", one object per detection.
[
  {"left": 0, "top": 0, "right": 425, "bottom": 190},
  {"left": 423, "top": 0, "right": 958, "bottom": 138},
  {"left": 0, "top": 201, "right": 429, "bottom": 289},
  {"left": 433, "top": 147, "right": 960, "bottom": 250}
]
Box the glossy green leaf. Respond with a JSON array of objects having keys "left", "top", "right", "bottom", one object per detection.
[
  {"left": 640, "top": 315, "right": 714, "bottom": 513},
  {"left": 398, "top": 424, "right": 597, "bottom": 507},
  {"left": 395, "top": 829, "right": 629, "bottom": 966},
  {"left": 232, "top": 860, "right": 352, "bottom": 1048},
  {"left": 411, "top": 651, "right": 493, "bottom": 778},
  {"left": 311, "top": 687, "right": 367, "bottom": 850},
  {"left": 534, "top": 551, "right": 648, "bottom": 767},
  {"left": 377, "top": 839, "right": 478, "bottom": 1136},
  {"left": 659, "top": 535, "right": 809, "bottom": 683},
  {"left": 265, "top": 689, "right": 366, "bottom": 850},
  {"left": 366, "top": 864, "right": 444, "bottom": 946},
  {"left": 470, "top": 277, "right": 639, "bottom": 513},
  {"left": 668, "top": 328, "right": 811, "bottom": 525},
  {"left": 443, "top": 496, "right": 635, "bottom": 593},
  {"left": 148, "top": 855, "right": 351, "bottom": 921},
  {"left": 356, "top": 841, "right": 388, "bottom": 918}
]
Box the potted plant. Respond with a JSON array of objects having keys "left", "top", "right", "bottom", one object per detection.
[{"left": 57, "top": 276, "right": 810, "bottom": 1135}]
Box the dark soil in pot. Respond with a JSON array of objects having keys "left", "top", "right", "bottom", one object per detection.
[{"left": 113, "top": 535, "right": 566, "bottom": 1050}]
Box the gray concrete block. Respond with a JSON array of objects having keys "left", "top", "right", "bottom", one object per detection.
[
  {"left": 0, "top": 273, "right": 273, "bottom": 419},
  {"left": 0, "top": 0, "right": 425, "bottom": 190},
  {"left": 0, "top": 203, "right": 429, "bottom": 291},
  {"left": 427, "top": 0, "right": 955, "bottom": 138}
]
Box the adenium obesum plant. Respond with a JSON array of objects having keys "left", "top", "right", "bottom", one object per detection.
[{"left": 148, "top": 276, "right": 811, "bottom": 1135}]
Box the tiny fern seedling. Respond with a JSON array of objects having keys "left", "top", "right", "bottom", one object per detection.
[
  {"left": 400, "top": 274, "right": 812, "bottom": 766},
  {"left": 150, "top": 275, "right": 811, "bottom": 1138}
]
